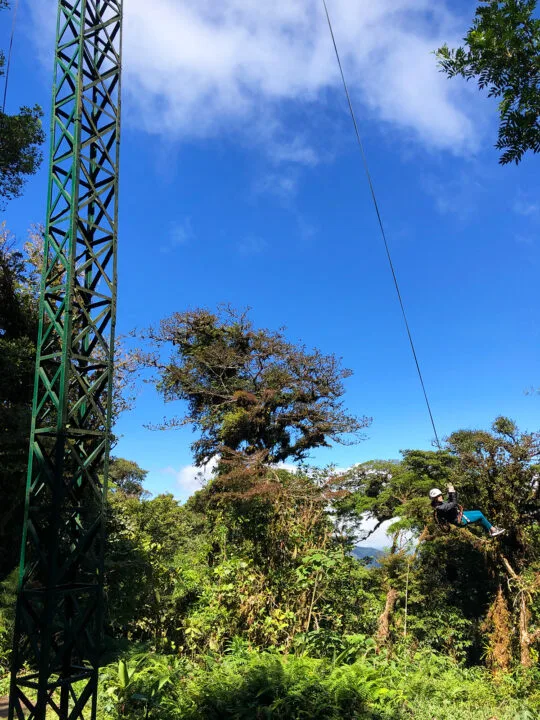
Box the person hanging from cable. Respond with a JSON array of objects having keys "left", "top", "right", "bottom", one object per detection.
[{"left": 429, "top": 484, "right": 505, "bottom": 537}]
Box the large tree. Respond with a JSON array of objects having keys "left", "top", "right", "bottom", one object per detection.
[
  {"left": 446, "top": 416, "right": 540, "bottom": 666},
  {"left": 339, "top": 417, "right": 540, "bottom": 666},
  {"left": 108, "top": 457, "right": 149, "bottom": 499},
  {"left": 0, "top": 1, "right": 44, "bottom": 206},
  {"left": 142, "top": 306, "right": 369, "bottom": 467},
  {"left": 437, "top": 0, "right": 540, "bottom": 164}
]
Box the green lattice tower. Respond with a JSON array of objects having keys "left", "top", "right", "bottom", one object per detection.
[{"left": 9, "top": 1, "right": 122, "bottom": 718}]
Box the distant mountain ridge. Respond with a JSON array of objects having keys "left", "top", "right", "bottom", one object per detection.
[{"left": 352, "top": 546, "right": 385, "bottom": 565}]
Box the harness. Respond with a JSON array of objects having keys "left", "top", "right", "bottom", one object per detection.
[{"left": 433, "top": 504, "right": 465, "bottom": 533}]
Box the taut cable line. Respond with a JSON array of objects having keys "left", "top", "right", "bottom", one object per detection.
[
  {"left": 2, "top": 0, "right": 20, "bottom": 112},
  {"left": 322, "top": 0, "right": 441, "bottom": 450}
]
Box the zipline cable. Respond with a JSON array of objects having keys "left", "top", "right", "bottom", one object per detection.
[
  {"left": 2, "top": 0, "right": 20, "bottom": 113},
  {"left": 322, "top": 0, "right": 442, "bottom": 450}
]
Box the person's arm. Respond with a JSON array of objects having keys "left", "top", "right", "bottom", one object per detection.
[
  {"left": 445, "top": 483, "right": 458, "bottom": 508},
  {"left": 435, "top": 484, "right": 458, "bottom": 513}
]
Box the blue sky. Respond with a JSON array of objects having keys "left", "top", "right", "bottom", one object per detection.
[{"left": 2, "top": 0, "right": 539, "bottom": 528}]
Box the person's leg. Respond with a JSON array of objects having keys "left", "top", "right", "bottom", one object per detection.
[{"left": 462, "top": 510, "right": 493, "bottom": 532}]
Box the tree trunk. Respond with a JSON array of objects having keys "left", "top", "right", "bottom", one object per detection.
[
  {"left": 305, "top": 571, "right": 320, "bottom": 633},
  {"left": 501, "top": 556, "right": 540, "bottom": 667},
  {"left": 517, "top": 590, "right": 540, "bottom": 668},
  {"left": 376, "top": 587, "right": 398, "bottom": 650},
  {"left": 483, "top": 586, "right": 512, "bottom": 673},
  {"left": 519, "top": 591, "right": 533, "bottom": 668}
]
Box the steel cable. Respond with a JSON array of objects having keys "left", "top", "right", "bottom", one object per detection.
[
  {"left": 2, "top": 0, "right": 20, "bottom": 112},
  {"left": 322, "top": 0, "right": 441, "bottom": 449}
]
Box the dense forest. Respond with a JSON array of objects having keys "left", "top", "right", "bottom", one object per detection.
[
  {"left": 2, "top": 0, "right": 540, "bottom": 716},
  {"left": 1, "top": 234, "right": 539, "bottom": 718}
]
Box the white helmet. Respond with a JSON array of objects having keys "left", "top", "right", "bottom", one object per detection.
[{"left": 429, "top": 488, "right": 442, "bottom": 499}]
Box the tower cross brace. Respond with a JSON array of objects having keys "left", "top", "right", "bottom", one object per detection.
[{"left": 9, "top": 1, "right": 123, "bottom": 717}]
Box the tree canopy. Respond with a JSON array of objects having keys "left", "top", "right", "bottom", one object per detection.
[
  {"left": 0, "top": 107, "right": 44, "bottom": 206},
  {"left": 109, "top": 457, "right": 150, "bottom": 499},
  {"left": 437, "top": 0, "right": 540, "bottom": 164},
  {"left": 0, "top": 269, "right": 538, "bottom": 714},
  {"left": 142, "top": 306, "right": 370, "bottom": 467},
  {"left": 0, "top": 1, "right": 44, "bottom": 206}
]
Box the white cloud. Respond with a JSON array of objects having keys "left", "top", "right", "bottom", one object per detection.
[
  {"left": 160, "top": 217, "right": 195, "bottom": 253},
  {"left": 356, "top": 517, "right": 395, "bottom": 549},
  {"left": 158, "top": 459, "right": 396, "bottom": 547},
  {"left": 254, "top": 170, "right": 300, "bottom": 200},
  {"left": 163, "top": 458, "right": 298, "bottom": 497},
  {"left": 237, "top": 235, "right": 269, "bottom": 255},
  {"left": 513, "top": 194, "right": 539, "bottom": 217},
  {"left": 296, "top": 214, "right": 317, "bottom": 241},
  {"left": 162, "top": 457, "right": 218, "bottom": 497},
  {"left": 422, "top": 169, "right": 486, "bottom": 218},
  {"left": 30, "top": 0, "right": 479, "bottom": 159},
  {"left": 274, "top": 462, "right": 301, "bottom": 473}
]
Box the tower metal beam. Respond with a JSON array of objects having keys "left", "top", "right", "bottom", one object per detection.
[{"left": 9, "top": 1, "right": 122, "bottom": 717}]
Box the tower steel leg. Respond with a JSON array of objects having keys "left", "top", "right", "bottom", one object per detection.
[{"left": 9, "top": 1, "right": 122, "bottom": 717}]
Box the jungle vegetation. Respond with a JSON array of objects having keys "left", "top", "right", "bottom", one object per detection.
[
  {"left": 1, "top": 238, "right": 539, "bottom": 718},
  {"left": 2, "top": 3, "right": 540, "bottom": 710}
]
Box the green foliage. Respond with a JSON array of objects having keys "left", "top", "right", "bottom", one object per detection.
[
  {"left": 96, "top": 646, "right": 539, "bottom": 719},
  {"left": 99, "top": 650, "right": 374, "bottom": 720},
  {"left": 103, "top": 464, "right": 383, "bottom": 660},
  {"left": 180, "top": 654, "right": 373, "bottom": 720},
  {"left": 333, "top": 420, "right": 540, "bottom": 666},
  {"left": 436, "top": 0, "right": 540, "bottom": 164},
  {"left": 0, "top": 227, "right": 39, "bottom": 579},
  {"left": 105, "top": 491, "right": 211, "bottom": 652},
  {"left": 0, "top": 106, "right": 45, "bottom": 206},
  {"left": 0, "top": 569, "right": 17, "bottom": 675},
  {"left": 404, "top": 537, "right": 492, "bottom": 662},
  {"left": 334, "top": 450, "right": 458, "bottom": 543},
  {"left": 0, "top": 3, "right": 44, "bottom": 203},
  {"left": 141, "top": 306, "right": 369, "bottom": 466},
  {"left": 89, "top": 416, "right": 539, "bottom": 717},
  {"left": 109, "top": 457, "right": 150, "bottom": 499},
  {"left": 99, "top": 653, "right": 188, "bottom": 719},
  {"left": 186, "top": 466, "right": 384, "bottom": 653},
  {"left": 293, "top": 631, "right": 377, "bottom": 663},
  {"left": 446, "top": 416, "right": 540, "bottom": 559},
  {"left": 100, "top": 416, "right": 540, "bottom": 680}
]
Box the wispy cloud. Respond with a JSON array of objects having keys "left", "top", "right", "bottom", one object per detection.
[
  {"left": 513, "top": 193, "right": 539, "bottom": 218},
  {"left": 160, "top": 218, "right": 195, "bottom": 253},
  {"left": 162, "top": 458, "right": 298, "bottom": 498},
  {"left": 161, "top": 457, "right": 218, "bottom": 498},
  {"left": 422, "top": 170, "right": 486, "bottom": 219},
  {"left": 237, "top": 235, "right": 269, "bottom": 255},
  {"left": 296, "top": 214, "right": 318, "bottom": 241},
  {"left": 254, "top": 170, "right": 299, "bottom": 201},
  {"left": 30, "top": 0, "right": 480, "bottom": 161},
  {"left": 515, "top": 233, "right": 535, "bottom": 247},
  {"left": 267, "top": 136, "right": 320, "bottom": 167}
]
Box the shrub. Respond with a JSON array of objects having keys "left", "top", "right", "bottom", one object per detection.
[{"left": 97, "top": 646, "right": 539, "bottom": 719}]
